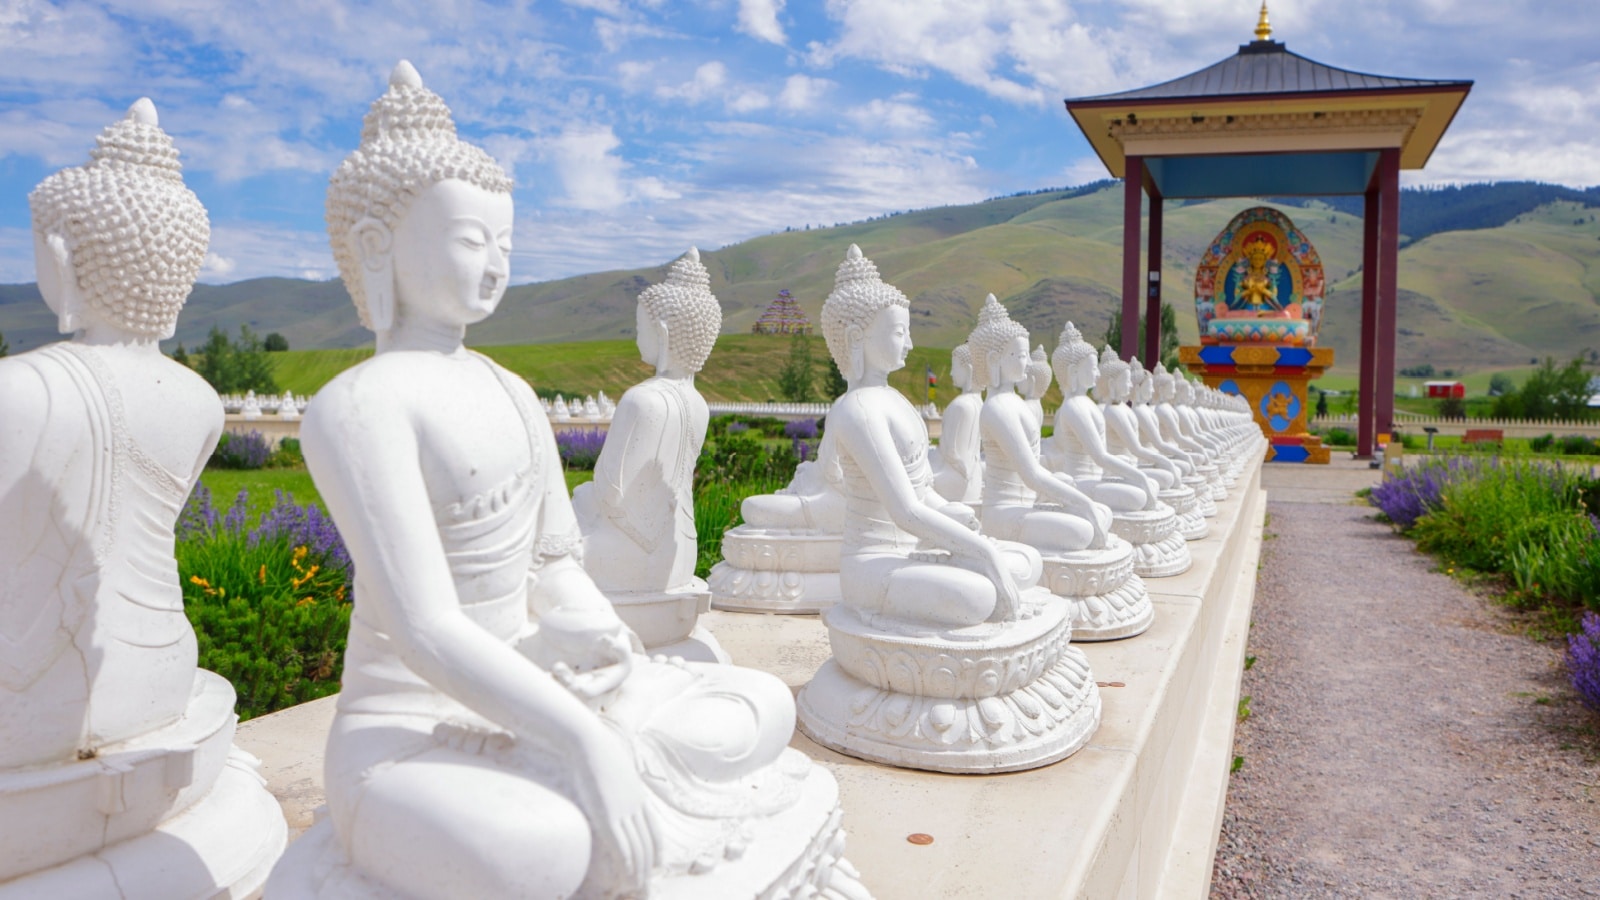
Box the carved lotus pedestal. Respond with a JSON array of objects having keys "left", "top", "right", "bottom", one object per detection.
[
  {"left": 1109, "top": 505, "right": 1192, "bottom": 579},
  {"left": 1182, "top": 472, "right": 1219, "bottom": 517},
  {"left": 608, "top": 578, "right": 729, "bottom": 664},
  {"left": 1039, "top": 536, "right": 1154, "bottom": 641},
  {"left": 709, "top": 527, "right": 843, "bottom": 615},
  {"left": 796, "top": 595, "right": 1101, "bottom": 774},
  {"left": 1162, "top": 484, "right": 1210, "bottom": 541},
  {"left": 0, "top": 672, "right": 286, "bottom": 897}
]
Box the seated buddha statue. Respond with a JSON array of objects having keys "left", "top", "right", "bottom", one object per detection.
[
  {"left": 572, "top": 247, "right": 726, "bottom": 663},
  {"left": 795, "top": 248, "right": 1100, "bottom": 773},
  {"left": 1096, "top": 349, "right": 1207, "bottom": 542},
  {"left": 1044, "top": 323, "right": 1190, "bottom": 579},
  {"left": 1021, "top": 344, "right": 1050, "bottom": 432},
  {"left": 964, "top": 296, "right": 1152, "bottom": 641},
  {"left": 1232, "top": 236, "right": 1283, "bottom": 314},
  {"left": 928, "top": 343, "right": 983, "bottom": 506},
  {"left": 1130, "top": 363, "right": 1218, "bottom": 517},
  {"left": 265, "top": 63, "right": 863, "bottom": 900},
  {"left": 1151, "top": 363, "right": 1228, "bottom": 503},
  {"left": 0, "top": 99, "right": 285, "bottom": 896}
]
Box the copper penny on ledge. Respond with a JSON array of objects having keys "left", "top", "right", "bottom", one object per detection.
[{"left": 907, "top": 833, "right": 935, "bottom": 845}]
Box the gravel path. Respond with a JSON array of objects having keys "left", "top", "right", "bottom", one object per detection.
[{"left": 1211, "top": 499, "right": 1600, "bottom": 898}]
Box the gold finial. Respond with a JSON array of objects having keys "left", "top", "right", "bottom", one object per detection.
[{"left": 1254, "top": 2, "right": 1272, "bottom": 41}]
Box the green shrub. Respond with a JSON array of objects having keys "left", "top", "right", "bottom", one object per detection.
[
  {"left": 1323, "top": 426, "right": 1354, "bottom": 447},
  {"left": 176, "top": 486, "right": 352, "bottom": 720},
  {"left": 691, "top": 433, "right": 801, "bottom": 578}
]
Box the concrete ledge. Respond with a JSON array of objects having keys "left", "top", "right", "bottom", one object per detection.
[{"left": 238, "top": 455, "right": 1265, "bottom": 898}]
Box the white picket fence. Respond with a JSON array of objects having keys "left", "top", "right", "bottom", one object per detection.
[{"left": 1312, "top": 414, "right": 1600, "bottom": 439}]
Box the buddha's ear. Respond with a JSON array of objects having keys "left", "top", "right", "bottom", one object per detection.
[
  {"left": 351, "top": 217, "right": 395, "bottom": 332},
  {"left": 652, "top": 317, "right": 672, "bottom": 374},
  {"left": 845, "top": 325, "right": 865, "bottom": 384},
  {"left": 42, "top": 232, "right": 85, "bottom": 334},
  {"left": 988, "top": 356, "right": 1003, "bottom": 392}
]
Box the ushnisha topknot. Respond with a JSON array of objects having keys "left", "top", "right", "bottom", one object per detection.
[
  {"left": 327, "top": 60, "right": 514, "bottom": 329},
  {"left": 639, "top": 247, "right": 721, "bottom": 373},
  {"left": 1051, "top": 320, "right": 1096, "bottom": 376},
  {"left": 1026, "top": 344, "right": 1052, "bottom": 395},
  {"left": 29, "top": 98, "right": 209, "bottom": 339},
  {"left": 820, "top": 244, "right": 909, "bottom": 370},
  {"left": 966, "top": 293, "right": 1028, "bottom": 381}
]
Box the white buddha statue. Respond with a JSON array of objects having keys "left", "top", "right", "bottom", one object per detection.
[
  {"left": 0, "top": 99, "right": 284, "bottom": 896},
  {"left": 265, "top": 62, "right": 863, "bottom": 900},
  {"left": 1152, "top": 364, "right": 1226, "bottom": 503},
  {"left": 1130, "top": 363, "right": 1217, "bottom": 518},
  {"left": 1096, "top": 349, "right": 1207, "bottom": 542},
  {"left": 1045, "top": 324, "right": 1190, "bottom": 578},
  {"left": 965, "top": 295, "right": 1152, "bottom": 641},
  {"left": 928, "top": 343, "right": 983, "bottom": 506},
  {"left": 242, "top": 387, "right": 262, "bottom": 419},
  {"left": 572, "top": 247, "right": 726, "bottom": 663},
  {"left": 280, "top": 390, "right": 300, "bottom": 421},
  {"left": 1020, "top": 343, "right": 1050, "bottom": 431},
  {"left": 795, "top": 247, "right": 1100, "bottom": 773},
  {"left": 552, "top": 394, "right": 571, "bottom": 420}
]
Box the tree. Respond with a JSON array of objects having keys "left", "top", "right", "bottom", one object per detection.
[
  {"left": 0, "top": 330, "right": 8, "bottom": 358},
  {"left": 1102, "top": 302, "right": 1180, "bottom": 370},
  {"left": 775, "top": 332, "right": 816, "bottom": 403},
  {"left": 1437, "top": 395, "right": 1466, "bottom": 419},
  {"left": 1487, "top": 372, "right": 1514, "bottom": 397},
  {"left": 822, "top": 355, "right": 849, "bottom": 401},
  {"left": 1315, "top": 388, "right": 1329, "bottom": 417},
  {"left": 263, "top": 332, "right": 290, "bottom": 352},
  {"left": 171, "top": 343, "right": 190, "bottom": 367},
  {"left": 195, "top": 325, "right": 279, "bottom": 394},
  {"left": 1492, "top": 356, "right": 1591, "bottom": 421}
]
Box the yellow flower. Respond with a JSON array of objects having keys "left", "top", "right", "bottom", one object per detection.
[
  {"left": 258, "top": 564, "right": 267, "bottom": 585},
  {"left": 297, "top": 596, "right": 315, "bottom": 608},
  {"left": 189, "top": 575, "right": 210, "bottom": 587}
]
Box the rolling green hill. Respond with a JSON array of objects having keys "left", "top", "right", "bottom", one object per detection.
[{"left": 4, "top": 181, "right": 1599, "bottom": 380}]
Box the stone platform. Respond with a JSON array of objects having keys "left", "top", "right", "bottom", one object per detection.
[{"left": 238, "top": 454, "right": 1265, "bottom": 899}]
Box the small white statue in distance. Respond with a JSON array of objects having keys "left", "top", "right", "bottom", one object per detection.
[
  {"left": 966, "top": 295, "right": 1153, "bottom": 641},
  {"left": 1047, "top": 324, "right": 1191, "bottom": 578},
  {"left": 1097, "top": 349, "right": 1208, "bottom": 542},
  {"left": 1152, "top": 363, "right": 1227, "bottom": 502},
  {"left": 242, "top": 387, "right": 262, "bottom": 419},
  {"left": 928, "top": 343, "right": 983, "bottom": 505},
  {"left": 795, "top": 247, "right": 1100, "bottom": 773},
  {"left": 1020, "top": 343, "right": 1051, "bottom": 430},
  {"left": 1130, "top": 362, "right": 1218, "bottom": 518},
  {"left": 266, "top": 62, "right": 864, "bottom": 900},
  {"left": 572, "top": 247, "right": 727, "bottom": 663},
  {"left": 0, "top": 98, "right": 285, "bottom": 897}
]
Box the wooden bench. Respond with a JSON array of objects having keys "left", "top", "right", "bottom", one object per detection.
[{"left": 1463, "top": 429, "right": 1504, "bottom": 445}]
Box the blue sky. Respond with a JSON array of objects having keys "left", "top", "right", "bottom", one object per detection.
[{"left": 2, "top": 0, "right": 1597, "bottom": 285}]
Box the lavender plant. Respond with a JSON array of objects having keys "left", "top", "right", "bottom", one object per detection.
[
  {"left": 555, "top": 428, "right": 606, "bottom": 470},
  {"left": 1566, "top": 611, "right": 1600, "bottom": 712},
  {"left": 211, "top": 430, "right": 275, "bottom": 469},
  {"left": 783, "top": 418, "right": 819, "bottom": 440}
]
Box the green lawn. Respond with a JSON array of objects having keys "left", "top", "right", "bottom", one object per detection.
[{"left": 198, "top": 467, "right": 322, "bottom": 521}]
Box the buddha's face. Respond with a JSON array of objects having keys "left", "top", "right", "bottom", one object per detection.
[
  {"left": 951, "top": 355, "right": 972, "bottom": 391},
  {"left": 635, "top": 303, "right": 660, "bottom": 366},
  {"left": 997, "top": 335, "right": 1031, "bottom": 386},
  {"left": 1116, "top": 366, "right": 1133, "bottom": 401},
  {"left": 392, "top": 179, "right": 512, "bottom": 328},
  {"left": 861, "top": 303, "right": 912, "bottom": 377}
]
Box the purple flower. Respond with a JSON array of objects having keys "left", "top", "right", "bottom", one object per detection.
[
  {"left": 177, "top": 483, "right": 219, "bottom": 541},
  {"left": 784, "top": 418, "right": 818, "bottom": 440},
  {"left": 792, "top": 438, "right": 812, "bottom": 462},
  {"left": 250, "top": 490, "right": 353, "bottom": 577},
  {"left": 213, "top": 430, "right": 275, "bottom": 469},
  {"left": 1566, "top": 611, "right": 1600, "bottom": 712},
  {"left": 222, "top": 489, "right": 250, "bottom": 536},
  {"left": 555, "top": 428, "right": 606, "bottom": 470}
]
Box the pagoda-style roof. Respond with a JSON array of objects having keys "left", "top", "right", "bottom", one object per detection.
[
  {"left": 752, "top": 289, "right": 812, "bottom": 335},
  {"left": 1065, "top": 16, "right": 1472, "bottom": 195}
]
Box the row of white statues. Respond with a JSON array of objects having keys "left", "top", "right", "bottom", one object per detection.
[
  {"left": 224, "top": 388, "right": 309, "bottom": 419},
  {"left": 548, "top": 392, "right": 618, "bottom": 422},
  {"left": 0, "top": 62, "right": 1263, "bottom": 898}
]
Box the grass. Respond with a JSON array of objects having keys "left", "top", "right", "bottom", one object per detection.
[{"left": 199, "top": 468, "right": 322, "bottom": 519}]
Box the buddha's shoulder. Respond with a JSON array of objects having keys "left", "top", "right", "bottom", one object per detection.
[{"left": 0, "top": 353, "right": 49, "bottom": 416}]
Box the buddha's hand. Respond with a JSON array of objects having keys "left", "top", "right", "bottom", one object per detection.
[
  {"left": 574, "top": 729, "right": 658, "bottom": 895},
  {"left": 551, "top": 630, "right": 634, "bottom": 704},
  {"left": 985, "top": 547, "right": 1023, "bottom": 622},
  {"left": 941, "top": 501, "right": 979, "bottom": 531}
]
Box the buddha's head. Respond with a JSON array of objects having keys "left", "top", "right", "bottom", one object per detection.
[
  {"left": 1129, "top": 358, "right": 1151, "bottom": 404},
  {"left": 636, "top": 247, "right": 720, "bottom": 375},
  {"left": 1152, "top": 362, "right": 1175, "bottom": 402},
  {"left": 327, "top": 61, "right": 515, "bottom": 335},
  {"left": 821, "top": 244, "right": 910, "bottom": 384},
  {"left": 950, "top": 343, "right": 974, "bottom": 392},
  {"left": 1244, "top": 237, "right": 1273, "bottom": 269},
  {"left": 968, "top": 294, "right": 1029, "bottom": 393},
  {"left": 1097, "top": 344, "right": 1133, "bottom": 403},
  {"left": 29, "top": 99, "right": 209, "bottom": 340},
  {"left": 1024, "top": 345, "right": 1051, "bottom": 401},
  {"left": 1050, "top": 320, "right": 1097, "bottom": 394},
  {"left": 1175, "top": 377, "right": 1195, "bottom": 405}
]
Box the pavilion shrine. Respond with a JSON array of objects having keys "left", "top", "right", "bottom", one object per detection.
[{"left": 1064, "top": 3, "right": 1471, "bottom": 457}]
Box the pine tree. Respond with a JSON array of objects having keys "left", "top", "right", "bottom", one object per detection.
[{"left": 775, "top": 332, "right": 816, "bottom": 403}]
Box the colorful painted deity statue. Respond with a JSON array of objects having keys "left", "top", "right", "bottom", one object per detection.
[{"left": 1194, "top": 206, "right": 1327, "bottom": 346}]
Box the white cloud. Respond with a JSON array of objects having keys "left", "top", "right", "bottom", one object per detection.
[
  {"left": 735, "top": 0, "right": 786, "bottom": 46},
  {"left": 539, "top": 124, "right": 681, "bottom": 211},
  {"left": 777, "top": 74, "right": 833, "bottom": 111},
  {"left": 728, "top": 90, "right": 771, "bottom": 114},
  {"left": 846, "top": 97, "right": 934, "bottom": 133},
  {"left": 201, "top": 252, "right": 238, "bottom": 279},
  {"left": 655, "top": 61, "right": 728, "bottom": 104}
]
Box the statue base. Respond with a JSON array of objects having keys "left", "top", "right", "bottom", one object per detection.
[
  {"left": 1179, "top": 344, "right": 1335, "bottom": 465},
  {"left": 1039, "top": 537, "right": 1154, "bottom": 641},
  {"left": 1161, "top": 485, "right": 1209, "bottom": 541},
  {"left": 1182, "top": 474, "right": 1218, "bottom": 517},
  {"left": 267, "top": 756, "right": 867, "bottom": 899},
  {"left": 0, "top": 671, "right": 286, "bottom": 898},
  {"left": 796, "top": 598, "right": 1101, "bottom": 773},
  {"left": 605, "top": 581, "right": 729, "bottom": 663},
  {"left": 709, "top": 527, "right": 842, "bottom": 615},
  {"left": 1110, "top": 506, "right": 1192, "bottom": 579}
]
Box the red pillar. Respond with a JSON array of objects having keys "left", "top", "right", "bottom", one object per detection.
[
  {"left": 1376, "top": 148, "right": 1401, "bottom": 443},
  {"left": 1121, "top": 155, "right": 1144, "bottom": 361},
  {"left": 1358, "top": 188, "right": 1378, "bottom": 457},
  {"left": 1144, "top": 192, "right": 1163, "bottom": 366}
]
